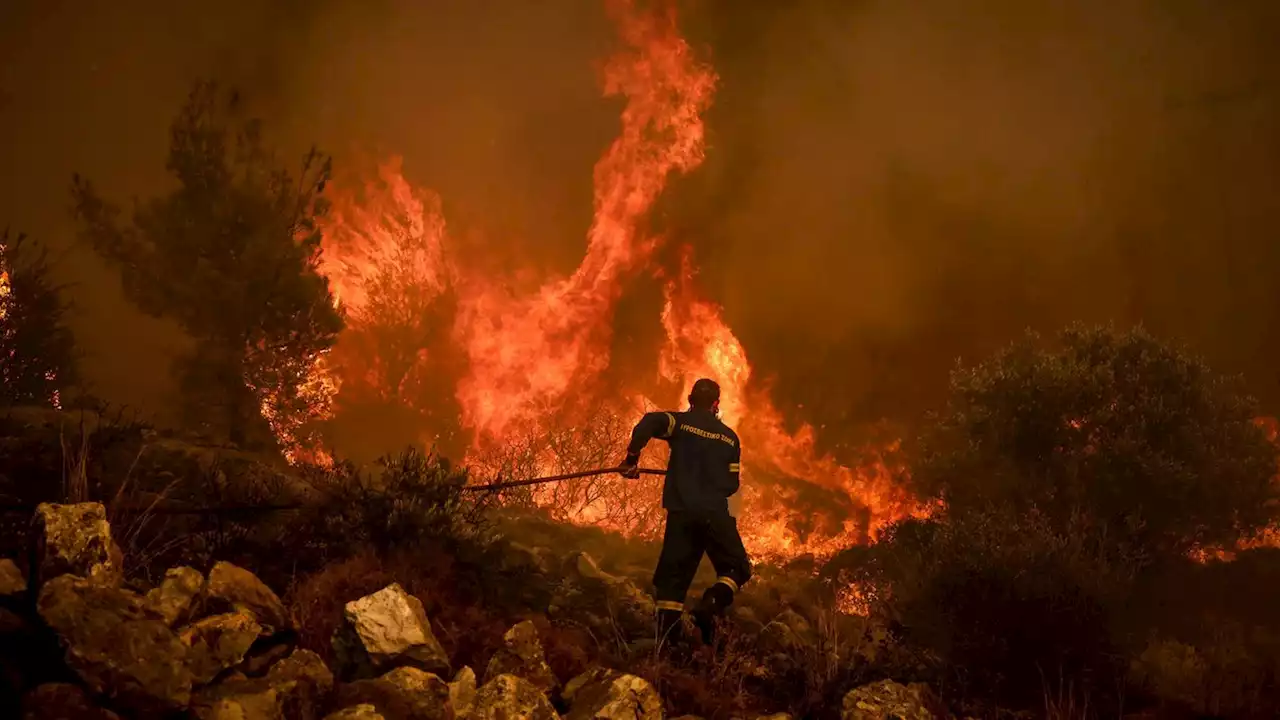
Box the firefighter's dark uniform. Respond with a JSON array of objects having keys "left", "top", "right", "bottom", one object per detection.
[{"left": 624, "top": 407, "right": 752, "bottom": 642}]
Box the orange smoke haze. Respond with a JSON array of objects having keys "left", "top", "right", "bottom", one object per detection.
[{"left": 4, "top": 0, "right": 1280, "bottom": 564}]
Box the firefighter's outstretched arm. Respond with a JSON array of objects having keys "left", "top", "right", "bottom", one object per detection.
[{"left": 620, "top": 411, "right": 677, "bottom": 478}]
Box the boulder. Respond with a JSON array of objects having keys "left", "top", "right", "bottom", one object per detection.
[
  {"left": 37, "top": 575, "right": 193, "bottom": 714},
  {"left": 483, "top": 621, "right": 556, "bottom": 693},
  {"left": 144, "top": 566, "right": 204, "bottom": 626},
  {"left": 471, "top": 674, "right": 557, "bottom": 720},
  {"left": 553, "top": 552, "right": 655, "bottom": 638},
  {"left": 334, "top": 666, "right": 451, "bottom": 720},
  {"left": 191, "top": 682, "right": 283, "bottom": 720},
  {"left": 268, "top": 648, "right": 335, "bottom": 719},
  {"left": 181, "top": 611, "right": 265, "bottom": 685},
  {"left": 570, "top": 552, "right": 610, "bottom": 582},
  {"left": 841, "top": 679, "right": 940, "bottom": 720},
  {"left": 237, "top": 640, "right": 296, "bottom": 677},
  {"left": 562, "top": 667, "right": 662, "bottom": 720},
  {"left": 0, "top": 558, "right": 25, "bottom": 598},
  {"left": 204, "top": 562, "right": 292, "bottom": 637},
  {"left": 502, "top": 543, "right": 548, "bottom": 575},
  {"left": 333, "top": 583, "right": 450, "bottom": 680},
  {"left": 449, "top": 667, "right": 477, "bottom": 719},
  {"left": 31, "top": 503, "right": 123, "bottom": 587},
  {"left": 21, "top": 682, "right": 122, "bottom": 720},
  {"left": 325, "top": 705, "right": 388, "bottom": 720},
  {"left": 191, "top": 648, "right": 333, "bottom": 720}
]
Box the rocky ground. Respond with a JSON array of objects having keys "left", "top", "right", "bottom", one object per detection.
[{"left": 0, "top": 501, "right": 944, "bottom": 719}]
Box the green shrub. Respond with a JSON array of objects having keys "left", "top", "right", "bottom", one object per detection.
[
  {"left": 912, "top": 324, "right": 1278, "bottom": 560},
  {"left": 855, "top": 508, "right": 1130, "bottom": 709},
  {"left": 851, "top": 325, "right": 1280, "bottom": 713}
]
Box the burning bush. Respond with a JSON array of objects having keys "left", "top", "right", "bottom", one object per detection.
[{"left": 0, "top": 229, "right": 78, "bottom": 408}]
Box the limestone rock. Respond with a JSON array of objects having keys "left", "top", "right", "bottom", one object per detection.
[
  {"left": 36, "top": 575, "right": 193, "bottom": 714},
  {"left": 483, "top": 621, "right": 556, "bottom": 693},
  {"left": 21, "top": 682, "right": 122, "bottom": 720},
  {"left": 563, "top": 667, "right": 662, "bottom": 720},
  {"left": 503, "top": 543, "right": 550, "bottom": 575},
  {"left": 237, "top": 640, "right": 296, "bottom": 677},
  {"left": 449, "top": 667, "right": 477, "bottom": 719},
  {"left": 333, "top": 583, "right": 450, "bottom": 680},
  {"left": 268, "top": 648, "right": 335, "bottom": 719},
  {"left": 0, "top": 558, "right": 26, "bottom": 598},
  {"left": 325, "top": 705, "right": 388, "bottom": 720},
  {"left": 554, "top": 552, "right": 655, "bottom": 639},
  {"left": 571, "top": 552, "right": 610, "bottom": 581},
  {"left": 181, "top": 611, "right": 264, "bottom": 685},
  {"left": 334, "top": 666, "right": 452, "bottom": 720},
  {"left": 31, "top": 503, "right": 123, "bottom": 587},
  {"left": 192, "top": 648, "right": 333, "bottom": 720},
  {"left": 841, "top": 679, "right": 940, "bottom": 720},
  {"left": 192, "top": 682, "right": 284, "bottom": 720},
  {"left": 471, "top": 674, "right": 558, "bottom": 720},
  {"left": 205, "top": 562, "right": 292, "bottom": 636},
  {"left": 144, "top": 566, "right": 204, "bottom": 626}
]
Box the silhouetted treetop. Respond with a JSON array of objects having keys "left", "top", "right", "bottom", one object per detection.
[{"left": 69, "top": 80, "right": 342, "bottom": 448}]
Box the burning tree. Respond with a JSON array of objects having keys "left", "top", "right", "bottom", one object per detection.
[
  {"left": 0, "top": 229, "right": 78, "bottom": 407},
  {"left": 70, "top": 81, "right": 343, "bottom": 452}
]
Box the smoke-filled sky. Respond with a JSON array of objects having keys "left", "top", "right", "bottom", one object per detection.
[{"left": 3, "top": 0, "right": 1280, "bottom": 444}]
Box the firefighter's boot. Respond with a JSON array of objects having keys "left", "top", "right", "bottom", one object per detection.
[
  {"left": 692, "top": 580, "right": 736, "bottom": 645},
  {"left": 656, "top": 606, "right": 685, "bottom": 651}
]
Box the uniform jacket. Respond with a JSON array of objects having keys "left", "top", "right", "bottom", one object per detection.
[{"left": 625, "top": 408, "right": 741, "bottom": 513}]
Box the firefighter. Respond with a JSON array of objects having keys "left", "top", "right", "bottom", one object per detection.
[{"left": 619, "top": 378, "right": 752, "bottom": 647}]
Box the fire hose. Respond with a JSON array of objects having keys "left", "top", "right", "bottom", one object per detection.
[
  {"left": 0, "top": 467, "right": 666, "bottom": 516},
  {"left": 462, "top": 466, "right": 666, "bottom": 492}
]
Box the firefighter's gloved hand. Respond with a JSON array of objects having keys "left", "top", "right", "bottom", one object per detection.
[{"left": 619, "top": 454, "right": 641, "bottom": 479}]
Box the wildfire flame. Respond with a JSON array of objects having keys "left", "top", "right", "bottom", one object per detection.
[
  {"left": 284, "top": 0, "right": 928, "bottom": 565},
  {"left": 264, "top": 0, "right": 1280, "bottom": 582}
]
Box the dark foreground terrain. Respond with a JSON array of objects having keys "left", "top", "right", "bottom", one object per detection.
[{"left": 5, "top": 322, "right": 1280, "bottom": 720}]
